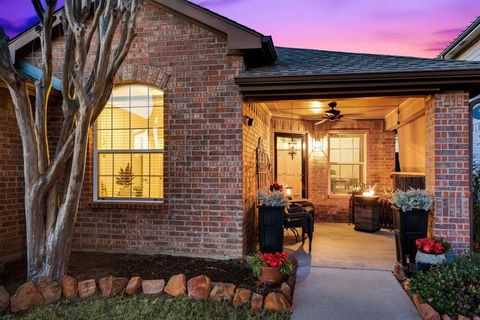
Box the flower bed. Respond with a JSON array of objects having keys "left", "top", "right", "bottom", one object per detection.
[
  {"left": 2, "top": 252, "right": 284, "bottom": 296},
  {"left": 0, "top": 253, "right": 298, "bottom": 316}
]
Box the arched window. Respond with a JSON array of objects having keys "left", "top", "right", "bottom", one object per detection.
[{"left": 94, "top": 84, "right": 164, "bottom": 201}]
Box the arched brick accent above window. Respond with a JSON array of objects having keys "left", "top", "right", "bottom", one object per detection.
[{"left": 114, "top": 64, "right": 170, "bottom": 90}]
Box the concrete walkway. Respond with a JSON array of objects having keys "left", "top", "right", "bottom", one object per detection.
[{"left": 285, "top": 223, "right": 419, "bottom": 320}]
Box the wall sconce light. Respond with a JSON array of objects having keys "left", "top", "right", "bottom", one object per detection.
[
  {"left": 245, "top": 116, "right": 255, "bottom": 126},
  {"left": 285, "top": 186, "right": 293, "bottom": 200},
  {"left": 313, "top": 138, "right": 323, "bottom": 151}
]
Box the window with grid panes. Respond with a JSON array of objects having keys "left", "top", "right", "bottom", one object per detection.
[
  {"left": 328, "top": 134, "right": 366, "bottom": 194},
  {"left": 95, "top": 84, "right": 164, "bottom": 201}
]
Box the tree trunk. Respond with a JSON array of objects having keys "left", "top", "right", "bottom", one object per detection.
[
  {"left": 24, "top": 193, "right": 47, "bottom": 280},
  {"left": 0, "top": 0, "right": 139, "bottom": 281}
]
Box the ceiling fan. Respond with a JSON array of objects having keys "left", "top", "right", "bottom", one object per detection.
[{"left": 314, "top": 102, "right": 362, "bottom": 125}]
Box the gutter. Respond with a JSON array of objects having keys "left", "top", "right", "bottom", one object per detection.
[{"left": 236, "top": 69, "right": 480, "bottom": 100}]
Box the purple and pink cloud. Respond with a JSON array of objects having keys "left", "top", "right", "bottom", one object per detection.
[{"left": 1, "top": 0, "right": 479, "bottom": 58}]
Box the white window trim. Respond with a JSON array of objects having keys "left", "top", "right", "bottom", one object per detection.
[
  {"left": 92, "top": 87, "right": 165, "bottom": 204},
  {"left": 327, "top": 132, "right": 367, "bottom": 196}
]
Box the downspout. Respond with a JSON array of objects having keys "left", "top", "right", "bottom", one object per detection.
[{"left": 468, "top": 94, "right": 480, "bottom": 250}]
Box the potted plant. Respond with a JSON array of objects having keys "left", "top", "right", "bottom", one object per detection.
[
  {"left": 248, "top": 252, "right": 294, "bottom": 285},
  {"left": 391, "top": 189, "right": 433, "bottom": 266},
  {"left": 415, "top": 238, "right": 450, "bottom": 272},
  {"left": 257, "top": 184, "right": 289, "bottom": 253}
]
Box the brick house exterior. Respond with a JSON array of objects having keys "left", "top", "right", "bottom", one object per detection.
[
  {"left": 439, "top": 17, "right": 480, "bottom": 170},
  {"left": 2, "top": 0, "right": 480, "bottom": 261},
  {"left": 0, "top": 88, "right": 25, "bottom": 259},
  {"left": 425, "top": 92, "right": 472, "bottom": 254}
]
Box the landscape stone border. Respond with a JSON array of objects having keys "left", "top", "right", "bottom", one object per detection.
[
  {"left": 393, "top": 262, "right": 472, "bottom": 320},
  {"left": 0, "top": 259, "right": 298, "bottom": 315}
]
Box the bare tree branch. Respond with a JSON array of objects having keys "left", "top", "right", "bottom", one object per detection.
[
  {"left": 31, "top": 0, "right": 45, "bottom": 21},
  {"left": 89, "top": 1, "right": 122, "bottom": 93},
  {"left": 0, "top": 27, "right": 17, "bottom": 85},
  {"left": 109, "top": 0, "right": 138, "bottom": 80},
  {"left": 85, "top": 0, "right": 107, "bottom": 54},
  {"left": 43, "top": 133, "right": 75, "bottom": 191},
  {"left": 34, "top": 0, "right": 58, "bottom": 174},
  {"left": 0, "top": 27, "right": 40, "bottom": 187},
  {"left": 61, "top": 13, "right": 76, "bottom": 111}
]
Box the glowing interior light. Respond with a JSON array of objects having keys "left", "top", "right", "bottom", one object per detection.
[
  {"left": 312, "top": 101, "right": 322, "bottom": 114},
  {"left": 314, "top": 139, "right": 322, "bottom": 150},
  {"left": 363, "top": 188, "right": 375, "bottom": 197},
  {"left": 285, "top": 186, "right": 293, "bottom": 199}
]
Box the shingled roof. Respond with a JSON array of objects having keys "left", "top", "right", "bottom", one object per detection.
[
  {"left": 239, "top": 47, "right": 480, "bottom": 78},
  {"left": 438, "top": 17, "right": 480, "bottom": 59}
]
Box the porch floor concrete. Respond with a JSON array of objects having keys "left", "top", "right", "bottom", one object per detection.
[
  {"left": 285, "top": 222, "right": 396, "bottom": 271},
  {"left": 285, "top": 223, "right": 419, "bottom": 320}
]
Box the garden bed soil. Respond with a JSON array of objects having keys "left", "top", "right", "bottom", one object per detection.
[{"left": 1, "top": 252, "right": 290, "bottom": 296}]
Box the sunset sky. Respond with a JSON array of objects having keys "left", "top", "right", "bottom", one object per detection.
[{"left": 1, "top": 0, "right": 479, "bottom": 58}]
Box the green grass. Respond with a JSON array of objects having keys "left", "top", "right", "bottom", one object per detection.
[{"left": 2, "top": 295, "right": 290, "bottom": 320}]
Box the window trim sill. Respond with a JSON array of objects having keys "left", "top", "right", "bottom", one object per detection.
[
  {"left": 90, "top": 199, "right": 167, "bottom": 210},
  {"left": 327, "top": 193, "right": 352, "bottom": 199},
  {"left": 93, "top": 198, "right": 164, "bottom": 204}
]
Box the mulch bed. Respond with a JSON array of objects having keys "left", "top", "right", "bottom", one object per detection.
[{"left": 1, "top": 252, "right": 286, "bottom": 296}]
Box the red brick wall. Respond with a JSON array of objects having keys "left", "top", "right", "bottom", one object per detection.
[
  {"left": 473, "top": 119, "right": 480, "bottom": 169},
  {"left": 270, "top": 118, "right": 395, "bottom": 222},
  {"left": 0, "top": 88, "right": 26, "bottom": 260},
  {"left": 23, "top": 0, "right": 246, "bottom": 259},
  {"left": 425, "top": 91, "right": 471, "bottom": 255},
  {"left": 242, "top": 103, "right": 272, "bottom": 254}
]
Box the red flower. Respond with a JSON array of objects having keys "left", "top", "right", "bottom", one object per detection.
[
  {"left": 423, "top": 244, "right": 432, "bottom": 253},
  {"left": 270, "top": 183, "right": 283, "bottom": 192},
  {"left": 433, "top": 242, "right": 444, "bottom": 254},
  {"left": 415, "top": 238, "right": 448, "bottom": 255},
  {"left": 415, "top": 239, "right": 425, "bottom": 248},
  {"left": 261, "top": 251, "right": 289, "bottom": 268}
]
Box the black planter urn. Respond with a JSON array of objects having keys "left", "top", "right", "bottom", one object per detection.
[
  {"left": 258, "top": 205, "right": 285, "bottom": 253},
  {"left": 392, "top": 206, "right": 429, "bottom": 266}
]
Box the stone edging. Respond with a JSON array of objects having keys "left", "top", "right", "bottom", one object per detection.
[{"left": 0, "top": 260, "right": 298, "bottom": 315}]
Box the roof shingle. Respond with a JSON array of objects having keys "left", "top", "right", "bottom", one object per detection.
[{"left": 239, "top": 47, "right": 480, "bottom": 78}]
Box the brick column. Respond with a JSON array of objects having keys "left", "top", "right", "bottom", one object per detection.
[{"left": 425, "top": 91, "right": 471, "bottom": 255}]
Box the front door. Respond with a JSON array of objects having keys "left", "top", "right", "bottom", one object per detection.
[{"left": 275, "top": 133, "right": 306, "bottom": 199}]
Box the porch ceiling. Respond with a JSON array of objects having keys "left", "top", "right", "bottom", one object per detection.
[{"left": 263, "top": 96, "right": 413, "bottom": 120}]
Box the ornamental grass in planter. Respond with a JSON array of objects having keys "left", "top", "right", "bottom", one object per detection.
[
  {"left": 410, "top": 253, "right": 480, "bottom": 318},
  {"left": 248, "top": 252, "right": 294, "bottom": 285},
  {"left": 257, "top": 186, "right": 289, "bottom": 254},
  {"left": 391, "top": 189, "right": 433, "bottom": 265}
]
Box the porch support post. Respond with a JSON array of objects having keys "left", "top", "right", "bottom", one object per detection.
[{"left": 425, "top": 90, "right": 471, "bottom": 255}]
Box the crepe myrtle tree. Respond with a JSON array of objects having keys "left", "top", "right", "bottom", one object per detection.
[{"left": 0, "top": 0, "right": 139, "bottom": 280}]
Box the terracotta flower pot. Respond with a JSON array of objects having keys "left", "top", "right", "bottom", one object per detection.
[{"left": 258, "top": 266, "right": 283, "bottom": 285}]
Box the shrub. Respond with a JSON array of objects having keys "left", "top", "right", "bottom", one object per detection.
[
  {"left": 473, "top": 169, "right": 480, "bottom": 251},
  {"left": 410, "top": 253, "right": 480, "bottom": 318}
]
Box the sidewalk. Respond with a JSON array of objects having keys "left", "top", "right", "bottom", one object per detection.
[
  {"left": 285, "top": 223, "right": 419, "bottom": 320},
  {"left": 291, "top": 266, "right": 419, "bottom": 320}
]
